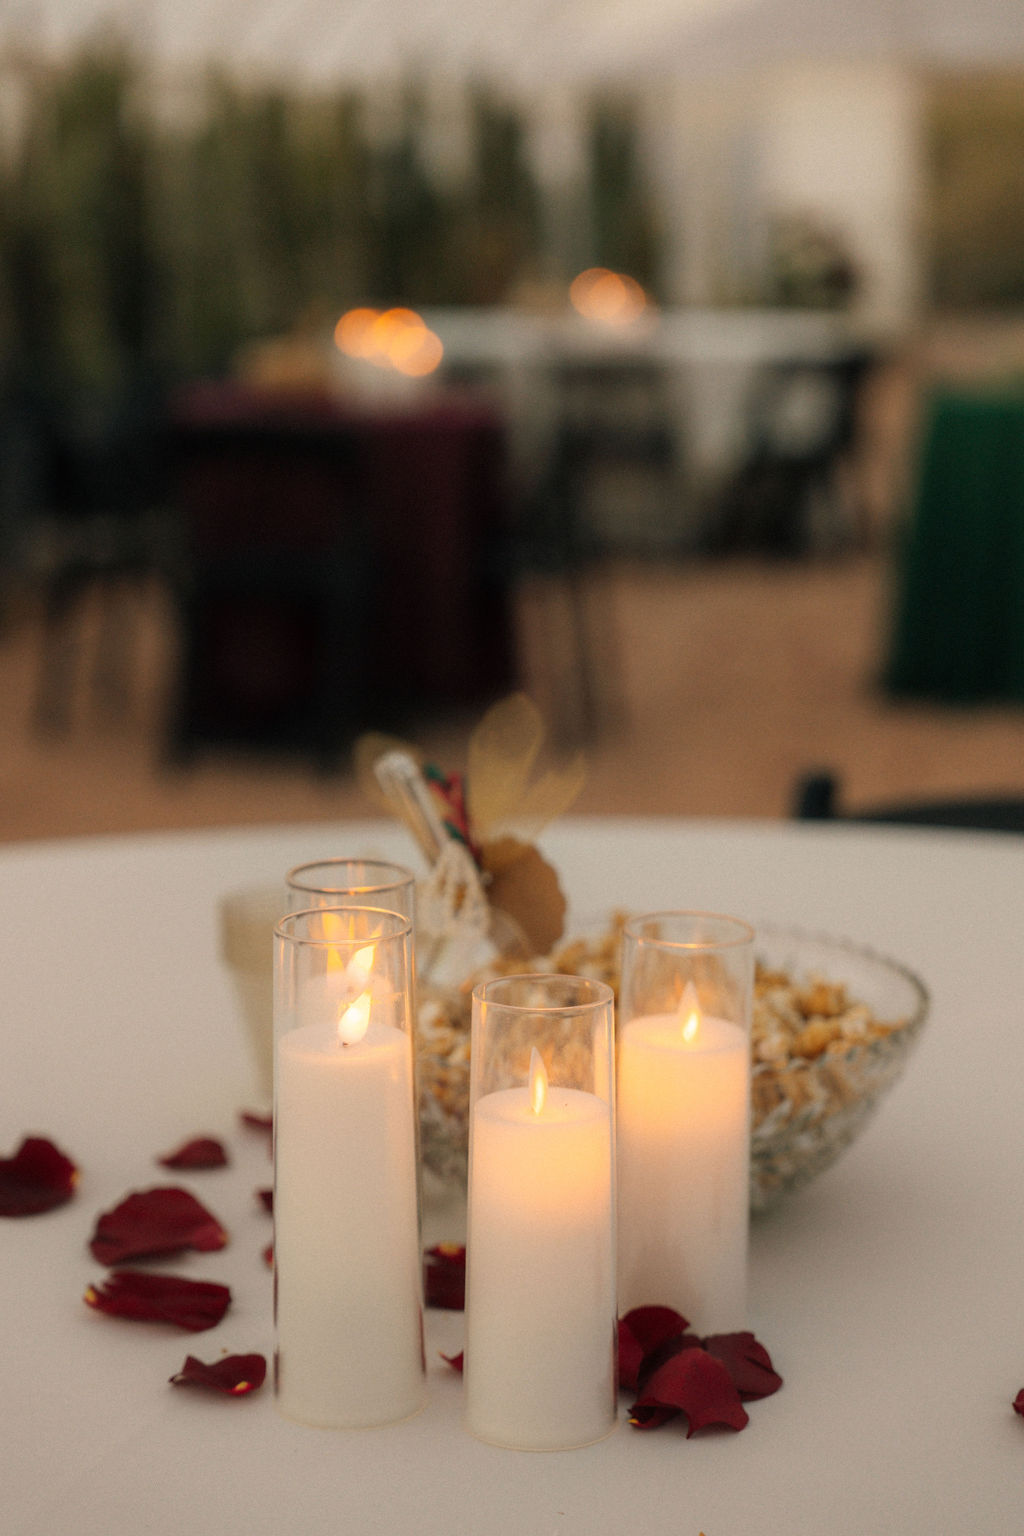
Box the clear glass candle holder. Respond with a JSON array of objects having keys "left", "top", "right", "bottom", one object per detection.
[
  {"left": 273, "top": 905, "right": 424, "bottom": 1428},
  {"left": 284, "top": 858, "right": 416, "bottom": 921},
  {"left": 617, "top": 910, "right": 754, "bottom": 1333},
  {"left": 464, "top": 973, "right": 617, "bottom": 1451}
]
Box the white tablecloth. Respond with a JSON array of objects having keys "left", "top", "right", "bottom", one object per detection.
[{"left": 2, "top": 817, "right": 1022, "bottom": 1534}]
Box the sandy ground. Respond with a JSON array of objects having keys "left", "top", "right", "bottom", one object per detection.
[{"left": 1, "top": 545, "right": 1023, "bottom": 844}]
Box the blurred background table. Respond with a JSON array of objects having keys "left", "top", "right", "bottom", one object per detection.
[
  {"left": 167, "top": 381, "right": 515, "bottom": 765},
  {"left": 2, "top": 815, "right": 1023, "bottom": 1535}
]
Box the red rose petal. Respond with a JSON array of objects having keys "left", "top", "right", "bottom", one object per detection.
[
  {"left": 702, "top": 1331, "right": 783, "bottom": 1400},
  {"left": 618, "top": 1319, "right": 645, "bottom": 1392},
  {"left": 158, "top": 1138, "right": 228, "bottom": 1171},
  {"left": 89, "top": 1187, "right": 228, "bottom": 1264},
  {"left": 0, "top": 1136, "right": 79, "bottom": 1216},
  {"left": 621, "top": 1305, "right": 690, "bottom": 1354},
  {"left": 423, "top": 1243, "right": 466, "bottom": 1310},
  {"left": 618, "top": 1306, "right": 691, "bottom": 1392},
  {"left": 440, "top": 1350, "right": 464, "bottom": 1373},
  {"left": 263, "top": 1242, "right": 273, "bottom": 1268},
  {"left": 85, "top": 1270, "right": 231, "bottom": 1331},
  {"left": 1014, "top": 1389, "right": 1024, "bottom": 1418},
  {"left": 630, "top": 1345, "right": 749, "bottom": 1437},
  {"left": 240, "top": 1111, "right": 272, "bottom": 1134},
  {"left": 257, "top": 1188, "right": 273, "bottom": 1213},
  {"left": 170, "top": 1353, "right": 267, "bottom": 1395},
  {"left": 635, "top": 1330, "right": 704, "bottom": 1396}
]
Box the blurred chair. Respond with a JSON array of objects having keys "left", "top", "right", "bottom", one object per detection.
[
  {"left": 31, "top": 373, "right": 170, "bottom": 733},
  {"left": 515, "top": 356, "right": 677, "bottom": 741},
  {"left": 792, "top": 769, "right": 1024, "bottom": 833},
  {"left": 167, "top": 387, "right": 371, "bottom": 770},
  {"left": 706, "top": 349, "right": 875, "bottom": 557}
]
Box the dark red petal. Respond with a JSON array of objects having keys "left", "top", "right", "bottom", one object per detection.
[
  {"left": 170, "top": 1353, "right": 266, "bottom": 1395},
  {"left": 257, "top": 1188, "right": 273, "bottom": 1213},
  {"left": 240, "top": 1111, "right": 272, "bottom": 1134},
  {"left": 440, "top": 1350, "right": 464, "bottom": 1373},
  {"left": 702, "top": 1331, "right": 783, "bottom": 1400},
  {"left": 618, "top": 1317, "right": 645, "bottom": 1392},
  {"left": 85, "top": 1270, "right": 231, "bottom": 1331},
  {"left": 1014, "top": 1389, "right": 1024, "bottom": 1418},
  {"left": 628, "top": 1402, "right": 679, "bottom": 1429},
  {"left": 263, "top": 1242, "right": 273, "bottom": 1268},
  {"left": 158, "top": 1138, "right": 228, "bottom": 1170},
  {"left": 621, "top": 1305, "right": 690, "bottom": 1354},
  {"left": 617, "top": 1306, "right": 691, "bottom": 1392},
  {"left": 423, "top": 1244, "right": 466, "bottom": 1310},
  {"left": 89, "top": 1187, "right": 228, "bottom": 1264},
  {"left": 635, "top": 1330, "right": 704, "bottom": 1396},
  {"left": 0, "top": 1137, "right": 79, "bottom": 1216},
  {"left": 631, "top": 1346, "right": 749, "bottom": 1437}
]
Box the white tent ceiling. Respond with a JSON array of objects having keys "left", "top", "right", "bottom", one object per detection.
[
  {"left": 8, "top": 0, "right": 1022, "bottom": 91},
  {"left": 3, "top": 0, "right": 742, "bottom": 88}
]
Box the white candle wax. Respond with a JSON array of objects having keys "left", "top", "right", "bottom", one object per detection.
[
  {"left": 617, "top": 1011, "right": 749, "bottom": 1332},
  {"left": 465, "top": 1084, "right": 616, "bottom": 1450},
  {"left": 274, "top": 1017, "right": 423, "bottom": 1427}
]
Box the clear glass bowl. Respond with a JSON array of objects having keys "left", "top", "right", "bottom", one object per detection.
[
  {"left": 749, "top": 924, "right": 929, "bottom": 1211},
  {"left": 415, "top": 920, "right": 929, "bottom": 1211}
]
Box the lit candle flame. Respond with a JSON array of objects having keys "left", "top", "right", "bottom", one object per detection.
[
  {"left": 349, "top": 944, "right": 375, "bottom": 988},
  {"left": 529, "top": 1047, "right": 548, "bottom": 1115},
  {"left": 338, "top": 989, "right": 371, "bottom": 1046},
  {"left": 679, "top": 979, "right": 701, "bottom": 1045}
]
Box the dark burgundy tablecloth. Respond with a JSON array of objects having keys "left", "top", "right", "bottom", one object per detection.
[{"left": 170, "top": 382, "right": 515, "bottom": 746}]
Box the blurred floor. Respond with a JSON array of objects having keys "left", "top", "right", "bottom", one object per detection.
[{"left": 2, "top": 548, "right": 1024, "bottom": 843}]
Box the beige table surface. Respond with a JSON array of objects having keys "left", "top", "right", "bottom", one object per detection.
[{"left": 2, "top": 816, "right": 1022, "bottom": 1535}]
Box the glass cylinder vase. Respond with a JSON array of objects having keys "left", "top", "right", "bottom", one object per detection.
[
  {"left": 273, "top": 905, "right": 424, "bottom": 1428},
  {"left": 464, "top": 973, "right": 617, "bottom": 1450},
  {"left": 616, "top": 910, "right": 754, "bottom": 1333},
  {"left": 284, "top": 857, "right": 416, "bottom": 921}
]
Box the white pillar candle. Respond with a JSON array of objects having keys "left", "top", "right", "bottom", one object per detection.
[
  {"left": 274, "top": 993, "right": 423, "bottom": 1427},
  {"left": 617, "top": 990, "right": 749, "bottom": 1332},
  {"left": 465, "top": 1052, "right": 616, "bottom": 1450}
]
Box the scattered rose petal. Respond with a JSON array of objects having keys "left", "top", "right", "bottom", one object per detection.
[
  {"left": 240, "top": 1111, "right": 272, "bottom": 1134},
  {"left": 158, "top": 1138, "right": 228, "bottom": 1171},
  {"left": 440, "top": 1350, "right": 464, "bottom": 1373},
  {"left": 257, "top": 1188, "right": 273, "bottom": 1213},
  {"left": 85, "top": 1270, "right": 231, "bottom": 1331},
  {"left": 703, "top": 1331, "right": 783, "bottom": 1400},
  {"left": 618, "top": 1306, "right": 690, "bottom": 1391},
  {"left": 630, "top": 1344, "right": 749, "bottom": 1437},
  {"left": 618, "top": 1320, "right": 645, "bottom": 1393},
  {"left": 0, "top": 1136, "right": 79, "bottom": 1216},
  {"left": 634, "top": 1329, "right": 703, "bottom": 1397},
  {"left": 89, "top": 1187, "right": 228, "bottom": 1264},
  {"left": 170, "top": 1353, "right": 267, "bottom": 1395},
  {"left": 263, "top": 1242, "right": 273, "bottom": 1268},
  {"left": 424, "top": 1243, "right": 466, "bottom": 1310},
  {"left": 1014, "top": 1389, "right": 1024, "bottom": 1418}
]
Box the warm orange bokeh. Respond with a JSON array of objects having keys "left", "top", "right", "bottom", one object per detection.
[
  {"left": 334, "top": 306, "right": 444, "bottom": 375},
  {"left": 569, "top": 267, "right": 647, "bottom": 326}
]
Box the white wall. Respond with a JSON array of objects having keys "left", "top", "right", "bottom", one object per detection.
[
  {"left": 646, "top": 58, "right": 925, "bottom": 331},
  {"left": 758, "top": 60, "right": 924, "bottom": 327}
]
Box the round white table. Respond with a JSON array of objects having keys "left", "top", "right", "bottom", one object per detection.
[{"left": 3, "top": 816, "right": 1022, "bottom": 1534}]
